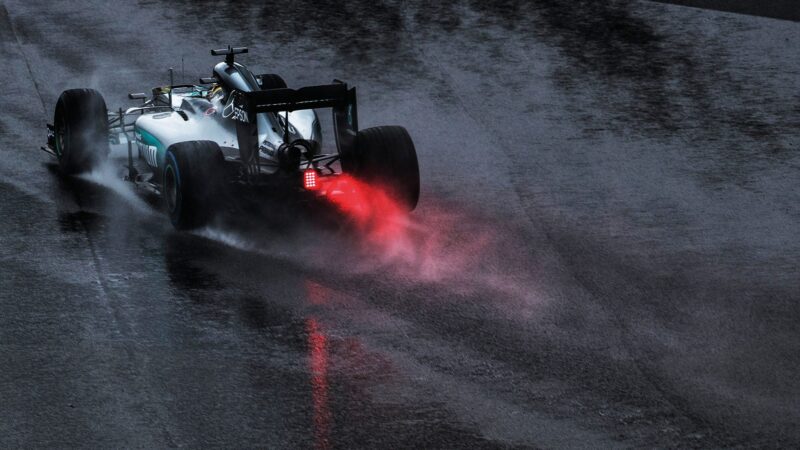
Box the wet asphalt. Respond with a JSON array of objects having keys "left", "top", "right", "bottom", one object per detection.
[{"left": 1, "top": 0, "right": 799, "bottom": 448}]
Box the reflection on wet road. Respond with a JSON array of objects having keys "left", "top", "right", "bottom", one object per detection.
[
  {"left": 1, "top": 0, "right": 799, "bottom": 447},
  {"left": 306, "top": 317, "right": 330, "bottom": 450}
]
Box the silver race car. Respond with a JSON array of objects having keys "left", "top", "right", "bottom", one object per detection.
[{"left": 43, "top": 46, "right": 420, "bottom": 229}]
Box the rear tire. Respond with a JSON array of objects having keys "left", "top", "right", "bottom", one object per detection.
[
  {"left": 342, "top": 126, "right": 420, "bottom": 211},
  {"left": 53, "top": 89, "right": 109, "bottom": 174},
  {"left": 258, "top": 73, "right": 287, "bottom": 90},
  {"left": 163, "top": 141, "right": 226, "bottom": 230}
]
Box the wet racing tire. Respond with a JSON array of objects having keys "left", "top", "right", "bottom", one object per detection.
[
  {"left": 343, "top": 126, "right": 420, "bottom": 211},
  {"left": 257, "top": 73, "right": 287, "bottom": 90},
  {"left": 163, "top": 141, "right": 226, "bottom": 230},
  {"left": 53, "top": 89, "right": 109, "bottom": 174}
]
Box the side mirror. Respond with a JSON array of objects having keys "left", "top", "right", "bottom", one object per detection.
[{"left": 128, "top": 93, "right": 147, "bottom": 100}]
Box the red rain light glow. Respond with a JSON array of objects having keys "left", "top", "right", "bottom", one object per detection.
[
  {"left": 318, "top": 175, "right": 408, "bottom": 248},
  {"left": 312, "top": 174, "right": 495, "bottom": 284}
]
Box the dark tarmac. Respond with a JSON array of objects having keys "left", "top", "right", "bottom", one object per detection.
[{"left": 1, "top": 0, "right": 799, "bottom": 447}]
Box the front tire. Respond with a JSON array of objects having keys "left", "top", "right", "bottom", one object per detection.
[
  {"left": 53, "top": 89, "right": 109, "bottom": 174},
  {"left": 342, "top": 126, "right": 420, "bottom": 211},
  {"left": 163, "top": 141, "right": 226, "bottom": 230}
]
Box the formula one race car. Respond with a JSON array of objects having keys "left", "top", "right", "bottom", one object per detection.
[{"left": 42, "top": 46, "right": 420, "bottom": 229}]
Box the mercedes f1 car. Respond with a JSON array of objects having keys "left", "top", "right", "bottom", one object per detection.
[{"left": 42, "top": 46, "right": 420, "bottom": 229}]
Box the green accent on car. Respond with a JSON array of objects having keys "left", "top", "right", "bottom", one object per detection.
[{"left": 135, "top": 127, "right": 167, "bottom": 167}]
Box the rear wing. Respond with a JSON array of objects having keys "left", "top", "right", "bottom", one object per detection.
[
  {"left": 231, "top": 84, "right": 354, "bottom": 117},
  {"left": 229, "top": 82, "right": 358, "bottom": 166}
]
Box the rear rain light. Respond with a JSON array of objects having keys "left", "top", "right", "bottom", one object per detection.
[{"left": 303, "top": 168, "right": 320, "bottom": 190}]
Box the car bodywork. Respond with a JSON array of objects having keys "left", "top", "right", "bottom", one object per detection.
[{"left": 44, "top": 46, "right": 358, "bottom": 195}]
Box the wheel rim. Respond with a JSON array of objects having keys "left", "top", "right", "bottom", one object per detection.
[{"left": 164, "top": 165, "right": 178, "bottom": 213}]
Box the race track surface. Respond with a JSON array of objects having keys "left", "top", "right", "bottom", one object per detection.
[{"left": 1, "top": 0, "right": 798, "bottom": 447}]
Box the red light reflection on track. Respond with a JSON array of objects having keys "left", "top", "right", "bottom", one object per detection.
[{"left": 306, "top": 318, "right": 331, "bottom": 450}]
